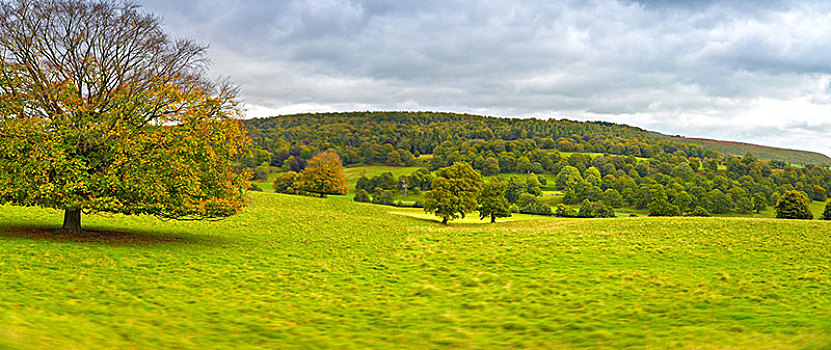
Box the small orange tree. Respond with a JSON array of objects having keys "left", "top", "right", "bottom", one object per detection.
[
  {"left": 0, "top": 0, "right": 250, "bottom": 233},
  {"left": 296, "top": 151, "right": 348, "bottom": 197}
]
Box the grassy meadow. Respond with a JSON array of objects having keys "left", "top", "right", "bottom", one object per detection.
[{"left": 2, "top": 192, "right": 831, "bottom": 349}]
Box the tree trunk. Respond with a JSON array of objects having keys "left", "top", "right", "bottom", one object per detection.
[
  {"left": 491, "top": 215, "right": 496, "bottom": 223},
  {"left": 62, "top": 209, "right": 82, "bottom": 234},
  {"left": 441, "top": 217, "right": 448, "bottom": 225}
]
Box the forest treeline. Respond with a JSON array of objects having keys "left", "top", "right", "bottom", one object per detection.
[
  {"left": 243, "top": 111, "right": 717, "bottom": 167},
  {"left": 244, "top": 111, "right": 831, "bottom": 217}
]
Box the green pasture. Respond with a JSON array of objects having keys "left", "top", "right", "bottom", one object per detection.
[
  {"left": 251, "top": 164, "right": 424, "bottom": 195},
  {"left": 2, "top": 192, "right": 831, "bottom": 349},
  {"left": 387, "top": 207, "right": 548, "bottom": 224},
  {"left": 342, "top": 165, "right": 424, "bottom": 193}
]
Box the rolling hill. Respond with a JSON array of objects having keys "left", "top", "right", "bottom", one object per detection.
[
  {"left": 244, "top": 111, "right": 831, "bottom": 167},
  {"left": 667, "top": 136, "right": 831, "bottom": 166}
]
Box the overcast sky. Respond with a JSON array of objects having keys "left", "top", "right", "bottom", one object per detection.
[{"left": 142, "top": 0, "right": 831, "bottom": 156}]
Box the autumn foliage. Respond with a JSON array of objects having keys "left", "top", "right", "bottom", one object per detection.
[
  {"left": 296, "top": 151, "right": 348, "bottom": 197},
  {"left": 0, "top": 0, "right": 251, "bottom": 232}
]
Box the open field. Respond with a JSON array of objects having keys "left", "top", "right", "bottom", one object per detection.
[
  {"left": 251, "top": 164, "right": 424, "bottom": 194},
  {"left": 2, "top": 192, "right": 831, "bottom": 349},
  {"left": 387, "top": 207, "right": 550, "bottom": 224},
  {"left": 343, "top": 165, "right": 424, "bottom": 193}
]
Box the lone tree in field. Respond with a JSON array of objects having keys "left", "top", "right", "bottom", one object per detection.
[
  {"left": 478, "top": 180, "right": 511, "bottom": 223},
  {"left": 424, "top": 162, "right": 482, "bottom": 224},
  {"left": 774, "top": 191, "right": 813, "bottom": 220},
  {"left": 0, "top": 0, "right": 251, "bottom": 233},
  {"left": 296, "top": 151, "right": 348, "bottom": 197}
]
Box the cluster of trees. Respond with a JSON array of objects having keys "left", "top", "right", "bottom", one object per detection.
[
  {"left": 419, "top": 163, "right": 620, "bottom": 224},
  {"left": 352, "top": 169, "right": 433, "bottom": 206},
  {"left": 346, "top": 162, "right": 617, "bottom": 224},
  {"left": 347, "top": 151, "right": 831, "bottom": 221},
  {"left": 243, "top": 111, "right": 831, "bottom": 220},
  {"left": 543, "top": 152, "right": 831, "bottom": 218},
  {"left": 269, "top": 154, "right": 831, "bottom": 223}
]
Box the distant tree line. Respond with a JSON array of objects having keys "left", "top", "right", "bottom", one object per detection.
[{"left": 242, "top": 111, "right": 717, "bottom": 169}]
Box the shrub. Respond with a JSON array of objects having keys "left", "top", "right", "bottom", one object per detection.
[
  {"left": 353, "top": 189, "right": 371, "bottom": 203},
  {"left": 372, "top": 188, "right": 394, "bottom": 205},
  {"left": 273, "top": 171, "right": 299, "bottom": 195},
  {"left": 593, "top": 202, "right": 616, "bottom": 218},
  {"left": 822, "top": 200, "right": 831, "bottom": 220},
  {"left": 774, "top": 190, "right": 813, "bottom": 220},
  {"left": 811, "top": 185, "right": 827, "bottom": 202},
  {"left": 578, "top": 200, "right": 616, "bottom": 218},
  {"left": 554, "top": 204, "right": 577, "bottom": 217},
  {"left": 248, "top": 183, "right": 263, "bottom": 192},
  {"left": 603, "top": 189, "right": 624, "bottom": 208},
  {"left": 517, "top": 193, "right": 552, "bottom": 215},
  {"left": 648, "top": 199, "right": 680, "bottom": 217},
  {"left": 686, "top": 206, "right": 711, "bottom": 217},
  {"left": 562, "top": 191, "right": 579, "bottom": 205},
  {"left": 578, "top": 200, "right": 596, "bottom": 218},
  {"left": 253, "top": 165, "right": 270, "bottom": 181}
]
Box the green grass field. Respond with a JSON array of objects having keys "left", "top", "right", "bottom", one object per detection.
[
  {"left": 342, "top": 165, "right": 424, "bottom": 193},
  {"left": 2, "top": 192, "right": 831, "bottom": 349},
  {"left": 387, "top": 207, "right": 549, "bottom": 224},
  {"left": 252, "top": 164, "right": 425, "bottom": 194}
]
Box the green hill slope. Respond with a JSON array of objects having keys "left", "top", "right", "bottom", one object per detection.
[
  {"left": 667, "top": 136, "right": 831, "bottom": 166},
  {"left": 1, "top": 193, "right": 830, "bottom": 349}
]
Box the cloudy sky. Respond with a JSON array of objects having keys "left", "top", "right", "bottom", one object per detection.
[{"left": 142, "top": 0, "right": 831, "bottom": 156}]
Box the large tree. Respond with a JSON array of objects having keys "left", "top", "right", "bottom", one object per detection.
[
  {"left": 424, "top": 162, "right": 482, "bottom": 224},
  {"left": 0, "top": 0, "right": 251, "bottom": 233},
  {"left": 296, "top": 151, "right": 348, "bottom": 197},
  {"left": 774, "top": 190, "right": 813, "bottom": 220},
  {"left": 478, "top": 180, "right": 511, "bottom": 223}
]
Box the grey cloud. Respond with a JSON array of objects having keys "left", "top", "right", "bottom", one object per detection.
[{"left": 140, "top": 0, "right": 831, "bottom": 156}]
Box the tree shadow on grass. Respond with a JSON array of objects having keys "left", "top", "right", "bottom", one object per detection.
[{"left": 0, "top": 225, "right": 223, "bottom": 247}]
